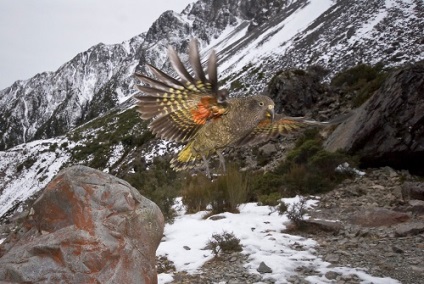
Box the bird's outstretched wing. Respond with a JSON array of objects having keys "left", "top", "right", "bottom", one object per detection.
[
  {"left": 234, "top": 115, "right": 328, "bottom": 146},
  {"left": 134, "top": 38, "right": 228, "bottom": 142}
]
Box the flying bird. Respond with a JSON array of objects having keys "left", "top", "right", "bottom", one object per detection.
[{"left": 134, "top": 38, "right": 327, "bottom": 178}]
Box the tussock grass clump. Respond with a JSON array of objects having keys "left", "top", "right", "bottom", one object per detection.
[
  {"left": 181, "top": 174, "right": 212, "bottom": 213},
  {"left": 182, "top": 163, "right": 249, "bottom": 214}
]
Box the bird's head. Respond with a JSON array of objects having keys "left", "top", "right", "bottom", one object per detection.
[{"left": 250, "top": 95, "right": 275, "bottom": 122}]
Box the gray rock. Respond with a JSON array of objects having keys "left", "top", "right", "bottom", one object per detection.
[
  {"left": 392, "top": 245, "right": 404, "bottom": 253},
  {"left": 395, "top": 221, "right": 424, "bottom": 237},
  {"left": 402, "top": 182, "right": 424, "bottom": 201},
  {"left": 229, "top": 256, "right": 238, "bottom": 262},
  {"left": 0, "top": 166, "right": 164, "bottom": 284},
  {"left": 324, "top": 254, "right": 340, "bottom": 263},
  {"left": 325, "top": 271, "right": 340, "bottom": 280},
  {"left": 259, "top": 143, "right": 278, "bottom": 155},
  {"left": 209, "top": 215, "right": 227, "bottom": 221},
  {"left": 408, "top": 199, "right": 424, "bottom": 214},
  {"left": 302, "top": 219, "right": 343, "bottom": 233},
  {"left": 257, "top": 261, "right": 273, "bottom": 273},
  {"left": 349, "top": 208, "right": 410, "bottom": 227}
]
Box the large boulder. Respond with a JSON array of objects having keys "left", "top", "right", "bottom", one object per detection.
[
  {"left": 324, "top": 61, "right": 424, "bottom": 175},
  {"left": 0, "top": 165, "right": 164, "bottom": 284}
]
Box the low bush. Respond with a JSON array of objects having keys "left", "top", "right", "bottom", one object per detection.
[
  {"left": 207, "top": 231, "right": 243, "bottom": 257},
  {"left": 285, "top": 198, "right": 307, "bottom": 226},
  {"left": 277, "top": 201, "right": 288, "bottom": 215}
]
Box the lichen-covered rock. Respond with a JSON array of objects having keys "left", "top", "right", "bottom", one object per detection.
[{"left": 0, "top": 165, "right": 164, "bottom": 284}]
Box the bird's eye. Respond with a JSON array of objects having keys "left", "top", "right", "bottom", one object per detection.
[{"left": 259, "top": 102, "right": 264, "bottom": 106}]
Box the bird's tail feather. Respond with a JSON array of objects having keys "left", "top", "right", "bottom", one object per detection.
[{"left": 171, "top": 141, "right": 200, "bottom": 171}]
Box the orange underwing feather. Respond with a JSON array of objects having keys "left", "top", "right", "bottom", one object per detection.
[{"left": 190, "top": 96, "right": 226, "bottom": 124}]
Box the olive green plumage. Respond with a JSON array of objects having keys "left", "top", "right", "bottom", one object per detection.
[{"left": 134, "top": 38, "right": 322, "bottom": 177}]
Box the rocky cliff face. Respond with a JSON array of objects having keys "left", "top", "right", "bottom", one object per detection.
[{"left": 325, "top": 61, "right": 424, "bottom": 175}]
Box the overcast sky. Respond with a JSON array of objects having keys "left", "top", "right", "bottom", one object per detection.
[{"left": 0, "top": 0, "right": 194, "bottom": 90}]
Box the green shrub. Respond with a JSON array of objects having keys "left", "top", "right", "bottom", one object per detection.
[
  {"left": 207, "top": 231, "right": 242, "bottom": 257},
  {"left": 277, "top": 201, "right": 288, "bottom": 215},
  {"left": 16, "top": 157, "right": 37, "bottom": 172},
  {"left": 49, "top": 143, "right": 58, "bottom": 152},
  {"left": 251, "top": 132, "right": 356, "bottom": 198},
  {"left": 230, "top": 79, "right": 243, "bottom": 91},
  {"left": 258, "top": 192, "right": 282, "bottom": 206},
  {"left": 331, "top": 63, "right": 388, "bottom": 107}
]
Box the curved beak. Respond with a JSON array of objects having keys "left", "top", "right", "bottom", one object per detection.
[{"left": 267, "top": 105, "right": 275, "bottom": 122}]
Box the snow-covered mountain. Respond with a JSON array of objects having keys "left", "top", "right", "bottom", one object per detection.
[
  {"left": 0, "top": 0, "right": 423, "bottom": 217},
  {"left": 1, "top": 0, "right": 422, "bottom": 150}
]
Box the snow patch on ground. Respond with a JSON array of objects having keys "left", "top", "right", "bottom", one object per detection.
[{"left": 158, "top": 196, "right": 399, "bottom": 284}]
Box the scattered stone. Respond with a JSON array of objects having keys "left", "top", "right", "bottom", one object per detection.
[
  {"left": 325, "top": 271, "right": 340, "bottom": 280},
  {"left": 395, "top": 222, "right": 424, "bottom": 237},
  {"left": 208, "top": 215, "right": 227, "bottom": 221},
  {"left": 183, "top": 246, "right": 191, "bottom": 250},
  {"left": 402, "top": 182, "right": 424, "bottom": 201},
  {"left": 307, "top": 168, "right": 424, "bottom": 284},
  {"left": 229, "top": 256, "right": 238, "bottom": 262},
  {"left": 392, "top": 245, "right": 404, "bottom": 253},
  {"left": 408, "top": 200, "right": 424, "bottom": 214},
  {"left": 257, "top": 261, "right": 273, "bottom": 274},
  {"left": 324, "top": 254, "right": 340, "bottom": 263}
]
